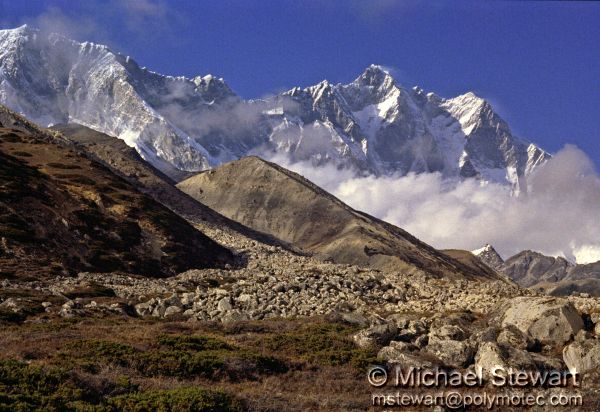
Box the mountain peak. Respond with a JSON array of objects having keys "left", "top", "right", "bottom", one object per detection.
[
  {"left": 472, "top": 244, "right": 504, "bottom": 270},
  {"left": 8, "top": 24, "right": 34, "bottom": 33},
  {"left": 354, "top": 64, "right": 395, "bottom": 88}
]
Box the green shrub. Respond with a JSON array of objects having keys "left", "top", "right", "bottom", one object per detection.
[
  {"left": 157, "top": 335, "right": 233, "bottom": 352},
  {"left": 64, "top": 338, "right": 287, "bottom": 381},
  {"left": 106, "top": 387, "right": 245, "bottom": 412},
  {"left": 262, "top": 322, "right": 377, "bottom": 370},
  {"left": 0, "top": 359, "right": 86, "bottom": 411}
]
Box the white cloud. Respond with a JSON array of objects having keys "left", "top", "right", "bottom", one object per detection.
[
  {"left": 266, "top": 145, "right": 600, "bottom": 264},
  {"left": 20, "top": 0, "right": 183, "bottom": 48}
]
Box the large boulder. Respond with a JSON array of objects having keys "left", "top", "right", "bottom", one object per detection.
[
  {"left": 426, "top": 340, "right": 474, "bottom": 368},
  {"left": 378, "top": 346, "right": 439, "bottom": 369},
  {"left": 563, "top": 340, "right": 600, "bottom": 375},
  {"left": 496, "top": 325, "right": 534, "bottom": 351},
  {"left": 474, "top": 342, "right": 537, "bottom": 378},
  {"left": 353, "top": 323, "right": 397, "bottom": 348},
  {"left": 495, "top": 297, "right": 583, "bottom": 347},
  {"left": 429, "top": 324, "right": 467, "bottom": 343}
]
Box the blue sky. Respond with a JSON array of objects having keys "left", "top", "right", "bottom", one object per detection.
[{"left": 1, "top": 0, "right": 599, "bottom": 167}]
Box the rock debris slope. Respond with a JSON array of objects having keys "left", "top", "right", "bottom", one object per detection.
[{"left": 178, "top": 156, "right": 507, "bottom": 281}]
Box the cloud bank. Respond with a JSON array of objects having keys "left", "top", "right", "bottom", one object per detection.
[{"left": 267, "top": 145, "right": 600, "bottom": 264}]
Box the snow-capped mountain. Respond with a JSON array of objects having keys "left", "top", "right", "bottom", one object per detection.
[
  {"left": 266, "top": 65, "right": 550, "bottom": 191},
  {"left": 0, "top": 26, "right": 550, "bottom": 188},
  {"left": 471, "top": 244, "right": 504, "bottom": 270}
]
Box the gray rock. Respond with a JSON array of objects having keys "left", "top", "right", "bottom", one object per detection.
[
  {"left": 237, "top": 293, "right": 254, "bottom": 304},
  {"left": 475, "top": 342, "right": 537, "bottom": 379},
  {"left": 221, "top": 310, "right": 249, "bottom": 323},
  {"left": 339, "top": 311, "right": 369, "bottom": 327},
  {"left": 181, "top": 292, "right": 195, "bottom": 305},
  {"left": 217, "top": 297, "right": 233, "bottom": 312},
  {"left": 164, "top": 306, "right": 182, "bottom": 317},
  {"left": 429, "top": 324, "right": 467, "bottom": 343},
  {"left": 469, "top": 327, "right": 500, "bottom": 345},
  {"left": 134, "top": 301, "right": 152, "bottom": 317},
  {"left": 563, "top": 340, "right": 600, "bottom": 375},
  {"left": 497, "top": 297, "right": 583, "bottom": 347},
  {"left": 497, "top": 325, "right": 532, "bottom": 351},
  {"left": 378, "top": 347, "right": 438, "bottom": 368},
  {"left": 426, "top": 339, "right": 474, "bottom": 368},
  {"left": 353, "top": 323, "right": 397, "bottom": 348},
  {"left": 387, "top": 340, "right": 414, "bottom": 352}
]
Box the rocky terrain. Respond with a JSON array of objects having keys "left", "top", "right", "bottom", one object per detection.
[
  {"left": 178, "top": 156, "right": 505, "bottom": 281},
  {"left": 0, "top": 103, "right": 598, "bottom": 410},
  {"left": 0, "top": 107, "right": 233, "bottom": 279},
  {"left": 475, "top": 245, "right": 600, "bottom": 297}
]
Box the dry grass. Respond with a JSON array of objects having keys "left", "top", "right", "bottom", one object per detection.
[{"left": 0, "top": 316, "right": 378, "bottom": 411}]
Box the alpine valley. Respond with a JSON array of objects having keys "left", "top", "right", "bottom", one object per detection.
[{"left": 1, "top": 24, "right": 600, "bottom": 411}]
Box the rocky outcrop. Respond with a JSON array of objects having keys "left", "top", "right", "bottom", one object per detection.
[
  {"left": 495, "top": 297, "right": 583, "bottom": 346},
  {"left": 471, "top": 244, "right": 504, "bottom": 270}
]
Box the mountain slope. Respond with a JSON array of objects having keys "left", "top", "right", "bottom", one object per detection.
[
  {"left": 473, "top": 244, "right": 600, "bottom": 296},
  {"left": 177, "top": 156, "right": 507, "bottom": 281},
  {"left": 50, "top": 123, "right": 295, "bottom": 248},
  {"left": 0, "top": 26, "right": 549, "bottom": 190},
  {"left": 0, "top": 106, "right": 233, "bottom": 279}
]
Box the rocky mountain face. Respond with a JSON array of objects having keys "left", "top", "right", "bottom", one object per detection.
[
  {"left": 0, "top": 26, "right": 549, "bottom": 191},
  {"left": 474, "top": 246, "right": 600, "bottom": 296},
  {"left": 501, "top": 250, "right": 575, "bottom": 287},
  {"left": 471, "top": 244, "right": 505, "bottom": 270},
  {"left": 177, "top": 156, "right": 506, "bottom": 281},
  {"left": 51, "top": 123, "right": 290, "bottom": 248},
  {"left": 0, "top": 105, "right": 233, "bottom": 279}
]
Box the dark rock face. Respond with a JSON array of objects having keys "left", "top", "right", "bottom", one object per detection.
[
  {"left": 0, "top": 106, "right": 233, "bottom": 279},
  {"left": 500, "top": 250, "right": 574, "bottom": 287}
]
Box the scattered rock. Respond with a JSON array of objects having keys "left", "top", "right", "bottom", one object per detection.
[{"left": 217, "top": 297, "right": 233, "bottom": 312}]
